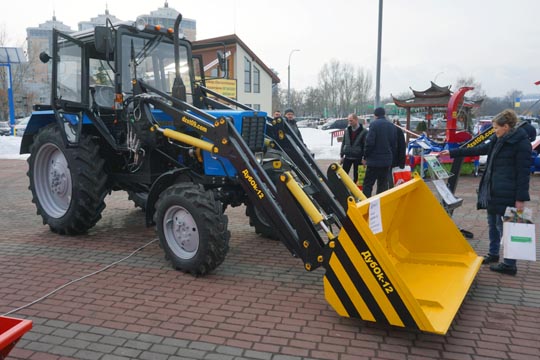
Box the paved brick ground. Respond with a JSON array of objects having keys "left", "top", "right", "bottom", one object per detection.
[{"left": 1, "top": 158, "right": 539, "bottom": 360}]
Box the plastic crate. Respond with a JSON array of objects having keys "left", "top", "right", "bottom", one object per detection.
[{"left": 0, "top": 316, "right": 32, "bottom": 359}]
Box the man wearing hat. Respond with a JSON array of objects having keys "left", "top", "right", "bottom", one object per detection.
[
  {"left": 284, "top": 108, "right": 304, "bottom": 143},
  {"left": 362, "top": 107, "right": 397, "bottom": 197}
]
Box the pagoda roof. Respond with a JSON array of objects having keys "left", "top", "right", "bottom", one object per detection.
[{"left": 393, "top": 82, "right": 481, "bottom": 109}]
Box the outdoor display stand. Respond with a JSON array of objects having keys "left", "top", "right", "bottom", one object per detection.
[
  {"left": 0, "top": 316, "right": 32, "bottom": 359},
  {"left": 424, "top": 155, "right": 463, "bottom": 211},
  {"left": 424, "top": 155, "right": 473, "bottom": 239}
]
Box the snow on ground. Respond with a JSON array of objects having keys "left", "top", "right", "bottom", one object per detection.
[
  {"left": 0, "top": 136, "right": 28, "bottom": 160},
  {"left": 0, "top": 127, "right": 342, "bottom": 160}
]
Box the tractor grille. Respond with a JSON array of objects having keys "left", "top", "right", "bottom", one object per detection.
[{"left": 241, "top": 116, "right": 266, "bottom": 152}]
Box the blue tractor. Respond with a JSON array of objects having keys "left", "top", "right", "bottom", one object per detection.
[{"left": 19, "top": 14, "right": 483, "bottom": 335}]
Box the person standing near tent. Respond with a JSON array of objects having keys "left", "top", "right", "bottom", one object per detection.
[
  {"left": 362, "top": 107, "right": 397, "bottom": 197},
  {"left": 440, "top": 109, "right": 531, "bottom": 275},
  {"left": 340, "top": 113, "right": 367, "bottom": 184}
]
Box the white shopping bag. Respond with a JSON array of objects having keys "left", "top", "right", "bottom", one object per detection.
[{"left": 502, "top": 222, "right": 536, "bottom": 261}]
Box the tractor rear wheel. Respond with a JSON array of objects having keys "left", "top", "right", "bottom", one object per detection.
[
  {"left": 245, "top": 201, "right": 279, "bottom": 240},
  {"left": 27, "top": 124, "right": 108, "bottom": 235},
  {"left": 154, "top": 183, "right": 230, "bottom": 275}
]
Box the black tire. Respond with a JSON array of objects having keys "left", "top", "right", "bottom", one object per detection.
[
  {"left": 245, "top": 201, "right": 279, "bottom": 240},
  {"left": 154, "top": 183, "right": 230, "bottom": 275},
  {"left": 27, "top": 124, "right": 108, "bottom": 235},
  {"left": 127, "top": 190, "right": 148, "bottom": 210},
  {"left": 245, "top": 150, "right": 290, "bottom": 241}
]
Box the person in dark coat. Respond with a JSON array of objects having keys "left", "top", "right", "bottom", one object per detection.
[
  {"left": 362, "top": 107, "right": 397, "bottom": 197},
  {"left": 388, "top": 120, "right": 406, "bottom": 188},
  {"left": 517, "top": 118, "right": 537, "bottom": 142},
  {"left": 440, "top": 109, "right": 531, "bottom": 275},
  {"left": 340, "top": 113, "right": 368, "bottom": 184},
  {"left": 283, "top": 108, "right": 304, "bottom": 143}
]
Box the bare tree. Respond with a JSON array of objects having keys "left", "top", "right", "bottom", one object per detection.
[
  {"left": 303, "top": 86, "right": 325, "bottom": 117},
  {"left": 316, "top": 60, "right": 373, "bottom": 118},
  {"left": 353, "top": 68, "right": 372, "bottom": 115},
  {"left": 504, "top": 89, "right": 523, "bottom": 111},
  {"left": 337, "top": 62, "right": 356, "bottom": 116},
  {"left": 318, "top": 60, "right": 342, "bottom": 118},
  {"left": 455, "top": 76, "right": 486, "bottom": 100}
]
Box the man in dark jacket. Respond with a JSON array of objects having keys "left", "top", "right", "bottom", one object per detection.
[
  {"left": 340, "top": 113, "right": 367, "bottom": 184},
  {"left": 284, "top": 108, "right": 304, "bottom": 143},
  {"left": 518, "top": 118, "right": 537, "bottom": 142},
  {"left": 388, "top": 121, "right": 406, "bottom": 188},
  {"left": 362, "top": 107, "right": 397, "bottom": 197}
]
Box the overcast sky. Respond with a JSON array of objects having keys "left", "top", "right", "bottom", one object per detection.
[{"left": 2, "top": 0, "right": 539, "bottom": 98}]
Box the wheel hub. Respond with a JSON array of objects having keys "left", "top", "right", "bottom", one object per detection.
[
  {"left": 163, "top": 205, "right": 199, "bottom": 259},
  {"left": 172, "top": 212, "right": 197, "bottom": 252},
  {"left": 34, "top": 143, "right": 72, "bottom": 218},
  {"left": 49, "top": 160, "right": 69, "bottom": 196}
]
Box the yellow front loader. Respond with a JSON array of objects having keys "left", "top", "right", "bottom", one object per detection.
[
  {"left": 257, "top": 117, "right": 481, "bottom": 335},
  {"left": 322, "top": 169, "right": 481, "bottom": 334}
]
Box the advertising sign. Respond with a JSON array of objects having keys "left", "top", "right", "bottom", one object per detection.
[{"left": 206, "top": 79, "right": 237, "bottom": 99}]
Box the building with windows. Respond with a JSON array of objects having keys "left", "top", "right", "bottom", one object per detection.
[
  {"left": 25, "top": 14, "right": 73, "bottom": 105},
  {"left": 193, "top": 34, "right": 280, "bottom": 114},
  {"left": 137, "top": 1, "right": 196, "bottom": 41},
  {"left": 78, "top": 8, "right": 123, "bottom": 31}
]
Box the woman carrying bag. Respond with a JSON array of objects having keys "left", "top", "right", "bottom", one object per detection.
[{"left": 440, "top": 109, "right": 531, "bottom": 275}]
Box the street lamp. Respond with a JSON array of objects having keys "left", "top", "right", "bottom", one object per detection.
[
  {"left": 287, "top": 49, "right": 300, "bottom": 108},
  {"left": 374, "top": 0, "right": 383, "bottom": 109}
]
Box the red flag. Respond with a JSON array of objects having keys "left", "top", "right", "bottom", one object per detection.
[{"left": 535, "top": 80, "right": 540, "bottom": 85}]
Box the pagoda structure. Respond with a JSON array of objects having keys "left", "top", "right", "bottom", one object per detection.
[{"left": 392, "top": 82, "right": 482, "bottom": 141}]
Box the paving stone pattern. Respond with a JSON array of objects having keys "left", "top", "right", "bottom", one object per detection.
[{"left": 1, "top": 159, "right": 540, "bottom": 360}]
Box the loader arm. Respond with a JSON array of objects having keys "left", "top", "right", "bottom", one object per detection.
[{"left": 134, "top": 78, "right": 330, "bottom": 269}]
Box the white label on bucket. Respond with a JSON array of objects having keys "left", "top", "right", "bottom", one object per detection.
[{"left": 369, "top": 198, "right": 383, "bottom": 234}]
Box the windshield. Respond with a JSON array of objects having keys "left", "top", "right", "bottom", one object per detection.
[{"left": 120, "top": 34, "right": 192, "bottom": 97}]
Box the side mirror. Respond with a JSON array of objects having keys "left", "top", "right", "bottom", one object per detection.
[
  {"left": 39, "top": 52, "right": 51, "bottom": 64},
  {"left": 217, "top": 50, "right": 226, "bottom": 73},
  {"left": 94, "top": 26, "right": 114, "bottom": 55}
]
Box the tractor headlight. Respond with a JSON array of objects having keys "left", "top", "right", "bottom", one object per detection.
[{"left": 135, "top": 17, "right": 147, "bottom": 31}]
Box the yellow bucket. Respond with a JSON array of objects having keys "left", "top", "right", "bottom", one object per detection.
[{"left": 323, "top": 175, "right": 482, "bottom": 334}]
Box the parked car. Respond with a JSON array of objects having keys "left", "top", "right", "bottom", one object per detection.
[
  {"left": 14, "top": 117, "right": 30, "bottom": 137},
  {"left": 321, "top": 118, "right": 348, "bottom": 130},
  {"left": 296, "top": 117, "right": 319, "bottom": 128},
  {"left": 530, "top": 121, "right": 540, "bottom": 136},
  {"left": 473, "top": 119, "right": 492, "bottom": 135},
  {"left": 0, "top": 121, "right": 11, "bottom": 136}
]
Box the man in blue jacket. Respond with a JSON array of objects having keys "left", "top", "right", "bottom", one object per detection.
[{"left": 362, "top": 107, "right": 397, "bottom": 197}]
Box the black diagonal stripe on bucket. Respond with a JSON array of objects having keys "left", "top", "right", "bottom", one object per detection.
[
  {"left": 324, "top": 270, "right": 360, "bottom": 319},
  {"left": 341, "top": 216, "right": 419, "bottom": 330},
  {"left": 331, "top": 241, "right": 389, "bottom": 325}
]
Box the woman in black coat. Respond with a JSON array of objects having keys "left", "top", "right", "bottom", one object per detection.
[{"left": 440, "top": 109, "right": 531, "bottom": 275}]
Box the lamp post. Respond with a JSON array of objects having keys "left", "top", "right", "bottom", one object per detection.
[
  {"left": 374, "top": 0, "right": 383, "bottom": 109},
  {"left": 287, "top": 49, "right": 300, "bottom": 108}
]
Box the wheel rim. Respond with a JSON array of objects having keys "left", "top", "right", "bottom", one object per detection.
[
  {"left": 34, "top": 143, "right": 72, "bottom": 218},
  {"left": 163, "top": 205, "right": 199, "bottom": 259}
]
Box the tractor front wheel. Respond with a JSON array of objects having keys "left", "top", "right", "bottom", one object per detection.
[{"left": 154, "top": 183, "right": 230, "bottom": 275}]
